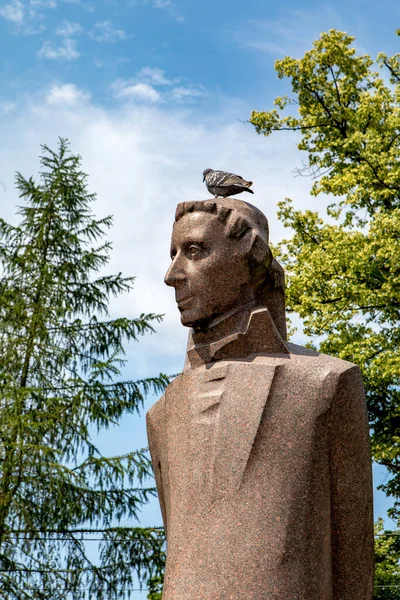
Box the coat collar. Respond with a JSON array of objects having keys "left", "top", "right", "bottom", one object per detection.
[{"left": 185, "top": 304, "right": 289, "bottom": 369}]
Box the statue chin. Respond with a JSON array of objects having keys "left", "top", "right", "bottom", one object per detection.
[
  {"left": 179, "top": 310, "right": 213, "bottom": 331},
  {"left": 178, "top": 301, "right": 225, "bottom": 331}
]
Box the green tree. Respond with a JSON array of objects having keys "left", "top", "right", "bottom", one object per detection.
[
  {"left": 147, "top": 574, "right": 164, "bottom": 600},
  {"left": 0, "top": 139, "right": 167, "bottom": 599},
  {"left": 250, "top": 29, "right": 400, "bottom": 594},
  {"left": 374, "top": 520, "right": 400, "bottom": 599}
]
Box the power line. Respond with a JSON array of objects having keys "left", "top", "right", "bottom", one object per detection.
[
  {"left": 3, "top": 539, "right": 164, "bottom": 543},
  {"left": 375, "top": 585, "right": 400, "bottom": 588},
  {"left": 6, "top": 530, "right": 400, "bottom": 540},
  {"left": 0, "top": 583, "right": 399, "bottom": 590}
]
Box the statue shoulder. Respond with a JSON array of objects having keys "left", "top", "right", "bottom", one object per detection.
[
  {"left": 286, "top": 341, "right": 362, "bottom": 375},
  {"left": 281, "top": 343, "right": 365, "bottom": 403},
  {"left": 146, "top": 372, "right": 186, "bottom": 425},
  {"left": 146, "top": 393, "right": 166, "bottom": 426}
]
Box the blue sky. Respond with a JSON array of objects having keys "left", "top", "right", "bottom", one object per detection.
[
  {"left": 2, "top": 0, "right": 400, "bottom": 115},
  {"left": 0, "top": 0, "right": 399, "bottom": 596}
]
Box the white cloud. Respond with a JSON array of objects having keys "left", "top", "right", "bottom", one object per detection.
[
  {"left": 93, "top": 56, "right": 131, "bottom": 69},
  {"left": 152, "top": 0, "right": 171, "bottom": 7},
  {"left": 89, "top": 20, "right": 127, "bottom": 43},
  {"left": 0, "top": 101, "right": 16, "bottom": 115},
  {"left": 113, "top": 68, "right": 205, "bottom": 104},
  {"left": 93, "top": 58, "right": 105, "bottom": 68},
  {"left": 38, "top": 37, "right": 80, "bottom": 59},
  {"left": 61, "top": 0, "right": 93, "bottom": 7},
  {"left": 151, "top": 0, "right": 184, "bottom": 21},
  {"left": 239, "top": 9, "right": 344, "bottom": 57},
  {"left": 30, "top": 0, "right": 57, "bottom": 8},
  {"left": 138, "top": 67, "right": 172, "bottom": 86},
  {"left": 0, "top": 0, "right": 24, "bottom": 23},
  {"left": 129, "top": 0, "right": 184, "bottom": 22},
  {"left": 1, "top": 0, "right": 56, "bottom": 34},
  {"left": 20, "top": 21, "right": 46, "bottom": 34},
  {"left": 56, "top": 21, "right": 82, "bottom": 37},
  {"left": 171, "top": 86, "right": 206, "bottom": 102},
  {"left": 45, "top": 83, "right": 90, "bottom": 105},
  {"left": 113, "top": 81, "right": 161, "bottom": 102}
]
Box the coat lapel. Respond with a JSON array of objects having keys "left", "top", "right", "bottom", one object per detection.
[{"left": 213, "top": 363, "right": 277, "bottom": 498}]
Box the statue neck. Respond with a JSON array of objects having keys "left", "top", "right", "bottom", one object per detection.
[
  {"left": 192, "top": 300, "right": 258, "bottom": 343},
  {"left": 185, "top": 304, "right": 289, "bottom": 370}
]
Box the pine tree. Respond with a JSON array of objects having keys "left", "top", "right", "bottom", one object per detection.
[
  {"left": 146, "top": 575, "right": 163, "bottom": 600},
  {"left": 0, "top": 138, "right": 168, "bottom": 599}
]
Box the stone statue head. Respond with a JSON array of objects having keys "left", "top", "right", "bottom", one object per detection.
[{"left": 164, "top": 198, "right": 286, "bottom": 339}]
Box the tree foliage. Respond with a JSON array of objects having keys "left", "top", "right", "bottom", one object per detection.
[
  {"left": 147, "top": 575, "right": 163, "bottom": 600},
  {"left": 0, "top": 139, "right": 167, "bottom": 598},
  {"left": 250, "top": 29, "right": 400, "bottom": 593},
  {"left": 374, "top": 520, "right": 400, "bottom": 599}
]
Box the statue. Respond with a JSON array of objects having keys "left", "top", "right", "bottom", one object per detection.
[{"left": 146, "top": 198, "right": 374, "bottom": 599}]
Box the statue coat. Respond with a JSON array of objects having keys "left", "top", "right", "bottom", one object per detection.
[{"left": 146, "top": 308, "right": 374, "bottom": 600}]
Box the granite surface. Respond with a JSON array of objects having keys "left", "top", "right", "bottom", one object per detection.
[{"left": 147, "top": 198, "right": 374, "bottom": 599}]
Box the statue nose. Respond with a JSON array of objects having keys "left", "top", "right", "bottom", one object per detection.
[{"left": 164, "top": 257, "right": 186, "bottom": 287}]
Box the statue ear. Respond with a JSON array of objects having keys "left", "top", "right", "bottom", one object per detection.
[
  {"left": 247, "top": 235, "right": 287, "bottom": 341},
  {"left": 248, "top": 234, "right": 272, "bottom": 271},
  {"left": 257, "top": 258, "right": 287, "bottom": 341}
]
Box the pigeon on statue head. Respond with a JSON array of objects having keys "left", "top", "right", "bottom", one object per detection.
[{"left": 203, "top": 168, "right": 254, "bottom": 198}]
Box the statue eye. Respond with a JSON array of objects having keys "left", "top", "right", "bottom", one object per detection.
[{"left": 188, "top": 244, "right": 202, "bottom": 257}]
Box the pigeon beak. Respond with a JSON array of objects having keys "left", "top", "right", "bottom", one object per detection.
[{"left": 202, "top": 175, "right": 205, "bottom": 182}]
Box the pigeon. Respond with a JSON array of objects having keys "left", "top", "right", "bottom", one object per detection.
[{"left": 203, "top": 168, "right": 254, "bottom": 198}]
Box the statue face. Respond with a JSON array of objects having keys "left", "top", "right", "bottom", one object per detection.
[{"left": 164, "top": 211, "right": 253, "bottom": 328}]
